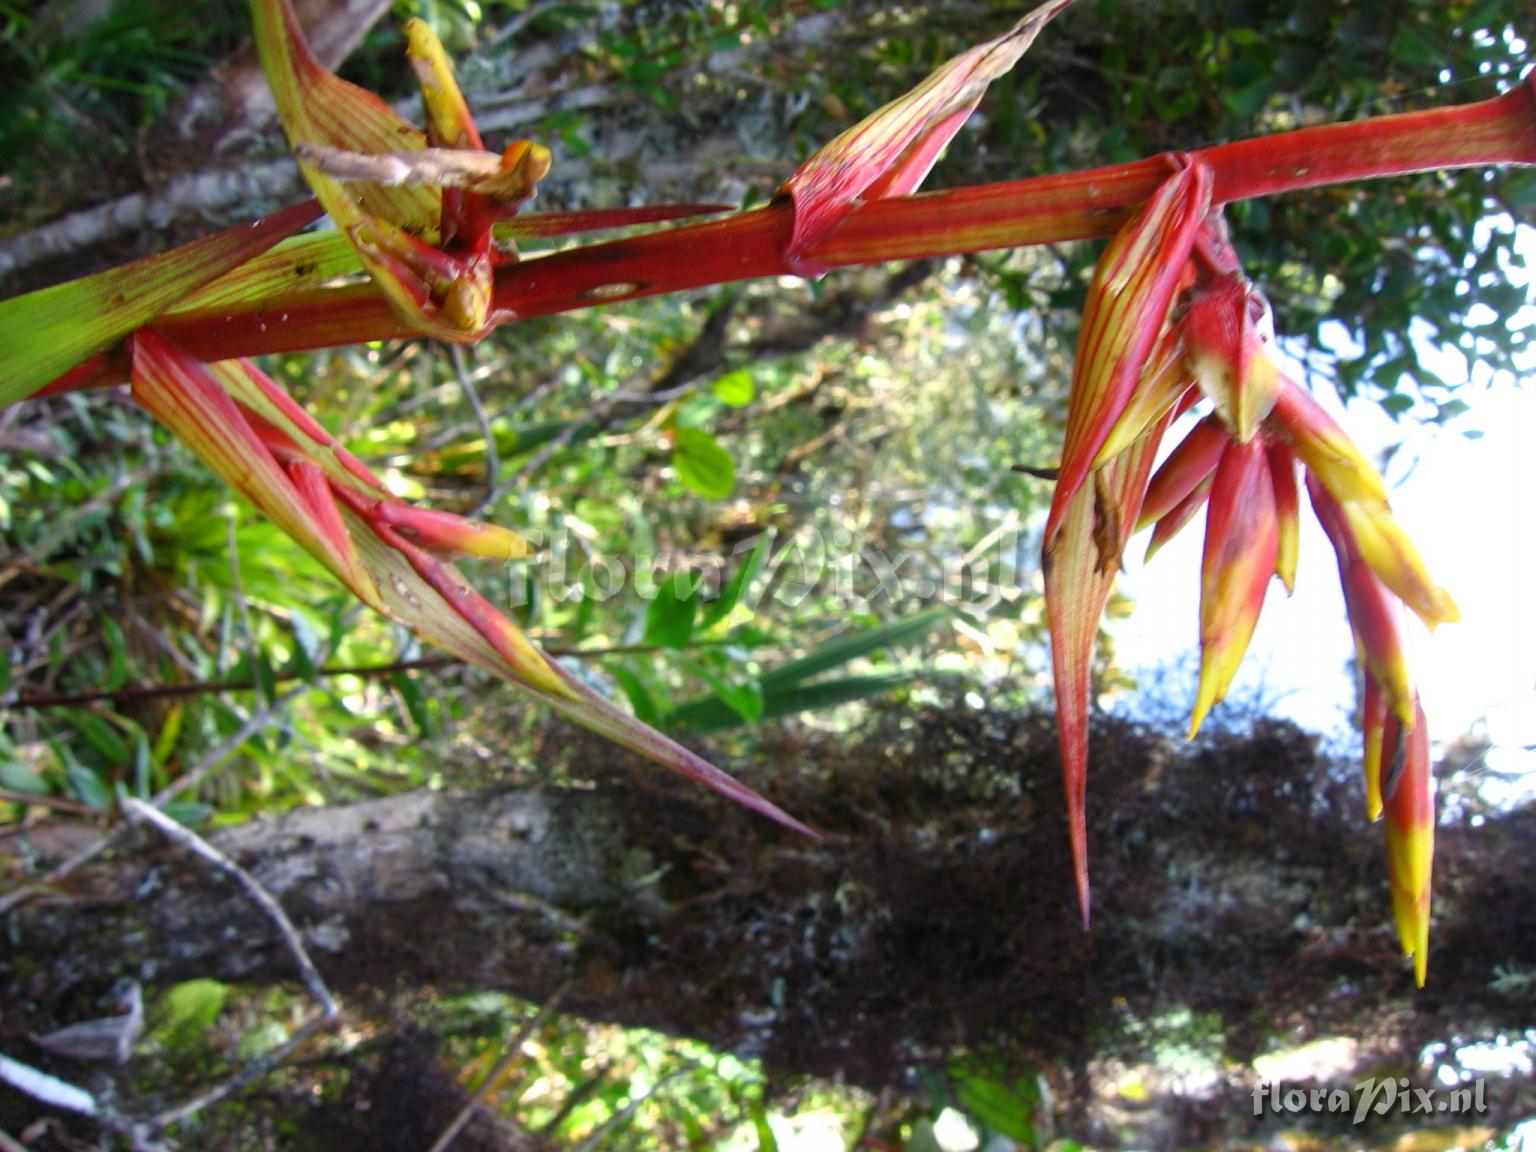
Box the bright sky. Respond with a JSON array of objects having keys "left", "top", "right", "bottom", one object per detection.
[{"left": 1110, "top": 223, "right": 1536, "bottom": 797}]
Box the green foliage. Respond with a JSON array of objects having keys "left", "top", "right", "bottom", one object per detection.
[
  {"left": 0, "top": 0, "right": 238, "bottom": 203},
  {"left": 149, "top": 978, "right": 231, "bottom": 1052},
  {"left": 670, "top": 427, "right": 736, "bottom": 499},
  {"left": 948, "top": 1055, "right": 1050, "bottom": 1147}
]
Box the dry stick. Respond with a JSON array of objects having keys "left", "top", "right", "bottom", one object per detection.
[
  {"left": 119, "top": 797, "right": 338, "bottom": 1019},
  {"left": 0, "top": 789, "right": 105, "bottom": 817},
  {"left": 0, "top": 1053, "right": 99, "bottom": 1117},
  {"left": 7, "top": 655, "right": 455, "bottom": 710},
  {"left": 118, "top": 797, "right": 344, "bottom": 1136},
  {"left": 424, "top": 980, "right": 573, "bottom": 1152}
]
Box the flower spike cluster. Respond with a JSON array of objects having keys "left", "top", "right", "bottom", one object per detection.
[
  {"left": 129, "top": 330, "right": 815, "bottom": 838},
  {"left": 252, "top": 0, "right": 727, "bottom": 340},
  {"left": 1045, "top": 159, "right": 1456, "bottom": 983}
]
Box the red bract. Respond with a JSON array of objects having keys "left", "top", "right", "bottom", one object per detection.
[
  {"left": 1192, "top": 437, "right": 1278, "bottom": 737},
  {"left": 777, "top": 0, "right": 1077, "bottom": 270}
]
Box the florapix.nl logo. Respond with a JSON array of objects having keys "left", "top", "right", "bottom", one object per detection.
[{"left": 1252, "top": 1077, "right": 1488, "bottom": 1125}]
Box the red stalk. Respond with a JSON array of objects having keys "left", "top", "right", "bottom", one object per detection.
[{"left": 36, "top": 75, "right": 1536, "bottom": 393}]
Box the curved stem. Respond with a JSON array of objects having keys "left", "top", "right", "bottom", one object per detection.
[{"left": 37, "top": 72, "right": 1536, "bottom": 392}]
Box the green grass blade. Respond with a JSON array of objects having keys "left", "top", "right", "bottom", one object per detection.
[
  {"left": 757, "top": 606, "right": 949, "bottom": 691},
  {"left": 666, "top": 670, "right": 921, "bottom": 734}
]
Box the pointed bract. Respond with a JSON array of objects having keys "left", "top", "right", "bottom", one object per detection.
[
  {"left": 1181, "top": 275, "right": 1282, "bottom": 443},
  {"left": 405, "top": 18, "right": 482, "bottom": 150},
  {"left": 0, "top": 199, "right": 319, "bottom": 406},
  {"left": 1307, "top": 474, "right": 1418, "bottom": 729},
  {"left": 134, "top": 330, "right": 812, "bottom": 838},
  {"left": 777, "top": 0, "right": 1078, "bottom": 269},
  {"left": 1046, "top": 159, "right": 1212, "bottom": 548},
  {"left": 1270, "top": 382, "right": 1458, "bottom": 630},
  {"left": 1137, "top": 414, "right": 1227, "bottom": 531},
  {"left": 1144, "top": 475, "right": 1212, "bottom": 563},
  {"left": 1381, "top": 697, "right": 1433, "bottom": 986},
  {"left": 130, "top": 331, "right": 382, "bottom": 605},
  {"left": 1093, "top": 332, "right": 1194, "bottom": 466},
  {"left": 1267, "top": 440, "right": 1300, "bottom": 593},
  {"left": 251, "top": 0, "right": 536, "bottom": 339},
  {"left": 1361, "top": 673, "right": 1387, "bottom": 822},
  {"left": 1046, "top": 416, "right": 1171, "bottom": 926},
  {"left": 1190, "top": 438, "right": 1278, "bottom": 736}
]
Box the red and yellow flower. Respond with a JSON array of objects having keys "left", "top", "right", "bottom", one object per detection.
[{"left": 1045, "top": 159, "right": 1454, "bottom": 983}]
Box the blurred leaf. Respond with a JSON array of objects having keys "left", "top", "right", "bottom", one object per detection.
[
  {"left": 952, "top": 1060, "right": 1041, "bottom": 1141},
  {"left": 683, "top": 658, "right": 764, "bottom": 724},
  {"left": 667, "top": 670, "right": 919, "bottom": 734},
  {"left": 699, "top": 534, "right": 772, "bottom": 631},
  {"left": 101, "top": 617, "right": 129, "bottom": 692},
  {"left": 289, "top": 610, "right": 325, "bottom": 680},
  {"left": 711, "top": 369, "right": 756, "bottom": 408},
  {"left": 160, "top": 801, "right": 214, "bottom": 829},
  {"left": 758, "top": 606, "right": 949, "bottom": 691},
  {"left": 750, "top": 1105, "right": 780, "bottom": 1152},
  {"left": 65, "top": 762, "right": 112, "bottom": 810},
  {"left": 151, "top": 704, "right": 184, "bottom": 772},
  {"left": 66, "top": 708, "right": 132, "bottom": 764},
  {"left": 391, "top": 669, "right": 437, "bottom": 739},
  {"left": 672, "top": 428, "right": 735, "bottom": 499},
  {"left": 150, "top": 978, "right": 229, "bottom": 1051},
  {"left": 644, "top": 576, "right": 699, "bottom": 648},
  {"left": 0, "top": 760, "right": 50, "bottom": 796},
  {"left": 610, "top": 663, "right": 664, "bottom": 728}
]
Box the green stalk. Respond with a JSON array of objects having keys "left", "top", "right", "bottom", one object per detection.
[{"left": 34, "top": 73, "right": 1536, "bottom": 393}]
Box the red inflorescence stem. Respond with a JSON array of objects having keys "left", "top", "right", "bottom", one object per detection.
[{"left": 41, "top": 73, "right": 1536, "bottom": 392}]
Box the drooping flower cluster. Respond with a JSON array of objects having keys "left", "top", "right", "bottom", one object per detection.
[
  {"left": 130, "top": 329, "right": 813, "bottom": 836},
  {"left": 1044, "top": 155, "right": 1456, "bottom": 984}
]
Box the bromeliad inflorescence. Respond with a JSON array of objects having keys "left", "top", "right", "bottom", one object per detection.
[{"left": 1043, "top": 155, "right": 1457, "bottom": 984}]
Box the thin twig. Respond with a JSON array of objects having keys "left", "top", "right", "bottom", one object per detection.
[
  {"left": 118, "top": 795, "right": 347, "bottom": 1129},
  {"left": 0, "top": 789, "right": 105, "bottom": 817},
  {"left": 486, "top": 0, "right": 567, "bottom": 48},
  {"left": 119, "top": 797, "right": 338, "bottom": 1019},
  {"left": 425, "top": 981, "right": 573, "bottom": 1152},
  {"left": 570, "top": 1061, "right": 696, "bottom": 1152},
  {"left": 149, "top": 682, "right": 313, "bottom": 808},
  {"left": 449, "top": 345, "right": 501, "bottom": 504},
  {"left": 8, "top": 656, "right": 456, "bottom": 710},
  {"left": 534, "top": 1058, "right": 614, "bottom": 1136},
  {"left": 8, "top": 639, "right": 744, "bottom": 711}
]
